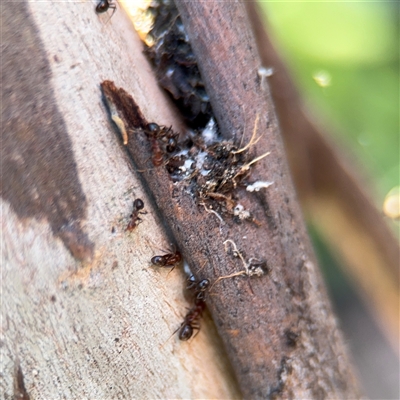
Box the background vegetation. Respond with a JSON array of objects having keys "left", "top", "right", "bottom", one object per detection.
[{"left": 259, "top": 2, "right": 399, "bottom": 398}]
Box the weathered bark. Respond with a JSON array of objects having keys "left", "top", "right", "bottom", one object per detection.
[
  {"left": 1, "top": 0, "right": 362, "bottom": 399},
  {"left": 171, "top": 1, "right": 361, "bottom": 398}
]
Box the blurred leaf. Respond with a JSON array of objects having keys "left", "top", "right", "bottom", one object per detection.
[
  {"left": 260, "top": 1, "right": 399, "bottom": 200},
  {"left": 264, "top": 2, "right": 397, "bottom": 65}
]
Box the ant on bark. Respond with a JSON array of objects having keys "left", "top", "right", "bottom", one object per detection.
[
  {"left": 151, "top": 249, "right": 182, "bottom": 272},
  {"left": 178, "top": 275, "right": 210, "bottom": 341},
  {"left": 126, "top": 198, "right": 146, "bottom": 231},
  {"left": 146, "top": 123, "right": 179, "bottom": 167},
  {"left": 95, "top": 0, "right": 116, "bottom": 16},
  {"left": 186, "top": 275, "right": 210, "bottom": 301},
  {"left": 178, "top": 300, "right": 206, "bottom": 341}
]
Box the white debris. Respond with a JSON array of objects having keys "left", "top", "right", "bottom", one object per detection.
[
  {"left": 246, "top": 181, "right": 274, "bottom": 192},
  {"left": 258, "top": 66, "right": 274, "bottom": 91},
  {"left": 195, "top": 151, "right": 211, "bottom": 175},
  {"left": 166, "top": 67, "right": 174, "bottom": 78},
  {"left": 201, "top": 118, "right": 218, "bottom": 144},
  {"left": 233, "top": 204, "right": 251, "bottom": 220},
  {"left": 183, "top": 260, "right": 192, "bottom": 276},
  {"left": 258, "top": 66, "right": 274, "bottom": 78},
  {"left": 179, "top": 158, "right": 194, "bottom": 173}
]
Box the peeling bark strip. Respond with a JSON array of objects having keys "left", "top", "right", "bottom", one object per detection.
[
  {"left": 100, "top": 77, "right": 361, "bottom": 398},
  {"left": 0, "top": 1, "right": 93, "bottom": 262},
  {"left": 101, "top": 80, "right": 147, "bottom": 144}
]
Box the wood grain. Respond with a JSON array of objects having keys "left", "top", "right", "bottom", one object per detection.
[
  {"left": 85, "top": 0, "right": 362, "bottom": 398},
  {"left": 0, "top": 1, "right": 240, "bottom": 398}
]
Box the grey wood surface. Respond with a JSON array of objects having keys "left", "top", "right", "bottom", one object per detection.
[{"left": 1, "top": 1, "right": 240, "bottom": 398}]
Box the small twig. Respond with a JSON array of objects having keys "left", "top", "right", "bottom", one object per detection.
[
  {"left": 200, "top": 202, "right": 224, "bottom": 223},
  {"left": 210, "top": 270, "right": 247, "bottom": 292},
  {"left": 232, "top": 114, "right": 261, "bottom": 154},
  {"left": 224, "top": 239, "right": 248, "bottom": 273}
]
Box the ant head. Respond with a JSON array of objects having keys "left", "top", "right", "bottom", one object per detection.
[
  {"left": 147, "top": 123, "right": 160, "bottom": 134},
  {"left": 95, "top": 0, "right": 108, "bottom": 13},
  {"left": 197, "top": 279, "right": 210, "bottom": 291},
  {"left": 166, "top": 137, "right": 178, "bottom": 153},
  {"left": 186, "top": 274, "right": 197, "bottom": 289}
]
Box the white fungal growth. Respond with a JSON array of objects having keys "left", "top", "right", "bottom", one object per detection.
[
  {"left": 179, "top": 158, "right": 194, "bottom": 173},
  {"left": 233, "top": 204, "right": 251, "bottom": 220},
  {"left": 258, "top": 66, "right": 274, "bottom": 91},
  {"left": 195, "top": 151, "right": 211, "bottom": 175},
  {"left": 246, "top": 181, "right": 274, "bottom": 192},
  {"left": 201, "top": 118, "right": 218, "bottom": 145}
]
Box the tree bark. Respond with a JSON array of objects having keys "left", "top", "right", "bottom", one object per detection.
[
  {"left": 1, "top": 1, "right": 239, "bottom": 398},
  {"left": 173, "top": 1, "right": 362, "bottom": 398},
  {"left": 1, "top": 0, "right": 362, "bottom": 399}
]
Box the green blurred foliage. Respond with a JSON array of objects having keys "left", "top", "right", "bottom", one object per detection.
[{"left": 259, "top": 1, "right": 399, "bottom": 201}]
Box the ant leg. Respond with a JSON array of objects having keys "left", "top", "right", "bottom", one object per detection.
[
  {"left": 191, "top": 323, "right": 201, "bottom": 339},
  {"left": 166, "top": 263, "right": 177, "bottom": 278},
  {"left": 104, "top": 4, "right": 117, "bottom": 23},
  {"left": 160, "top": 324, "right": 182, "bottom": 349}
]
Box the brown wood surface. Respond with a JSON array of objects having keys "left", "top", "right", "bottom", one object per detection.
[
  {"left": 97, "top": 1, "right": 361, "bottom": 398},
  {"left": 1, "top": 0, "right": 363, "bottom": 398}
]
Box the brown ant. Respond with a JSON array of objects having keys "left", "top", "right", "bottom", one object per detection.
[
  {"left": 186, "top": 275, "right": 210, "bottom": 301},
  {"left": 150, "top": 136, "right": 164, "bottom": 167},
  {"left": 151, "top": 249, "right": 182, "bottom": 271},
  {"left": 145, "top": 123, "right": 179, "bottom": 167},
  {"left": 126, "top": 198, "right": 146, "bottom": 231},
  {"left": 178, "top": 300, "right": 206, "bottom": 341},
  {"left": 95, "top": 0, "right": 116, "bottom": 16},
  {"left": 177, "top": 275, "right": 210, "bottom": 341}
]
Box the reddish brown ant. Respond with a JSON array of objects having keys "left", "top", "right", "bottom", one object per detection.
[
  {"left": 150, "top": 136, "right": 164, "bottom": 167},
  {"left": 95, "top": 0, "right": 116, "bottom": 16},
  {"left": 151, "top": 249, "right": 182, "bottom": 272},
  {"left": 145, "top": 123, "right": 179, "bottom": 167},
  {"left": 177, "top": 275, "right": 210, "bottom": 341},
  {"left": 126, "top": 198, "right": 146, "bottom": 231},
  {"left": 178, "top": 300, "right": 206, "bottom": 341}
]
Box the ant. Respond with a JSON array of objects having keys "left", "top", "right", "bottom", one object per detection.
[
  {"left": 151, "top": 249, "right": 182, "bottom": 271},
  {"left": 126, "top": 198, "right": 146, "bottom": 231},
  {"left": 178, "top": 300, "right": 206, "bottom": 341},
  {"left": 146, "top": 123, "right": 179, "bottom": 167},
  {"left": 150, "top": 136, "right": 164, "bottom": 167},
  {"left": 186, "top": 275, "right": 210, "bottom": 301},
  {"left": 95, "top": 0, "right": 116, "bottom": 16},
  {"left": 178, "top": 275, "right": 210, "bottom": 341}
]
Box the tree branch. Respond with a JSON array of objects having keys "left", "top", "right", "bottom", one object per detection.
[{"left": 102, "top": 1, "right": 362, "bottom": 397}]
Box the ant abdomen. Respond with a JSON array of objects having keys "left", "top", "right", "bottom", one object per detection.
[{"left": 178, "top": 324, "right": 193, "bottom": 341}]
